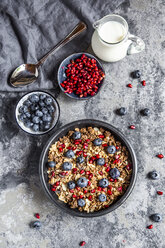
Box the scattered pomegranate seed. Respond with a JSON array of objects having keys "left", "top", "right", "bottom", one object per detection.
[
  {"left": 60, "top": 172, "right": 66, "bottom": 176},
  {"left": 126, "top": 164, "right": 132, "bottom": 170},
  {"left": 58, "top": 147, "right": 63, "bottom": 152},
  {"left": 147, "top": 225, "right": 153, "bottom": 229},
  {"left": 72, "top": 194, "right": 77, "bottom": 198},
  {"left": 97, "top": 187, "right": 102, "bottom": 191},
  {"left": 89, "top": 159, "right": 93, "bottom": 164},
  {"left": 80, "top": 170, "right": 85, "bottom": 174},
  {"left": 86, "top": 171, "right": 90, "bottom": 175},
  {"left": 118, "top": 186, "right": 122, "bottom": 191},
  {"left": 84, "top": 190, "right": 88, "bottom": 194},
  {"left": 89, "top": 173, "right": 93, "bottom": 179},
  {"left": 157, "top": 154, "right": 164, "bottom": 159},
  {"left": 80, "top": 241, "right": 86, "bottom": 246},
  {"left": 67, "top": 146, "right": 72, "bottom": 150},
  {"left": 103, "top": 163, "right": 107, "bottom": 167},
  {"left": 51, "top": 187, "right": 56, "bottom": 192},
  {"left": 107, "top": 190, "right": 112, "bottom": 195},
  {"left": 157, "top": 191, "right": 163, "bottom": 195},
  {"left": 105, "top": 205, "right": 109, "bottom": 208},
  {"left": 55, "top": 181, "right": 60, "bottom": 186},
  {"left": 106, "top": 167, "right": 110, "bottom": 172},
  {"left": 88, "top": 181, "right": 91, "bottom": 186},
  {"left": 65, "top": 172, "right": 69, "bottom": 176},
  {"left": 108, "top": 185, "right": 112, "bottom": 189},
  {"left": 72, "top": 168, "right": 78, "bottom": 174},
  {"left": 127, "top": 83, "right": 133, "bottom": 88},
  {"left": 88, "top": 195, "right": 92, "bottom": 201},
  {"left": 102, "top": 143, "right": 108, "bottom": 147},
  {"left": 51, "top": 171, "right": 55, "bottom": 177},
  {"left": 113, "top": 159, "right": 120, "bottom": 164},
  {"left": 91, "top": 156, "right": 96, "bottom": 160},
  {"left": 114, "top": 179, "right": 118, "bottom": 182},
  {"left": 79, "top": 195, "right": 84, "bottom": 199},
  {"left": 91, "top": 189, "right": 95, "bottom": 193},
  {"left": 116, "top": 146, "right": 120, "bottom": 150},
  {"left": 85, "top": 139, "right": 90, "bottom": 142},
  {"left": 102, "top": 188, "right": 106, "bottom": 192},
  {"left": 99, "top": 171, "right": 103, "bottom": 175},
  {"left": 83, "top": 152, "right": 87, "bottom": 157},
  {"left": 110, "top": 178, "right": 114, "bottom": 182},
  {"left": 76, "top": 187, "right": 80, "bottom": 191},
  {"left": 141, "top": 80, "right": 146, "bottom": 86},
  {"left": 115, "top": 155, "right": 120, "bottom": 159},
  {"left": 95, "top": 154, "right": 100, "bottom": 159},
  {"left": 129, "top": 125, "right": 135, "bottom": 129},
  {"left": 72, "top": 147, "right": 76, "bottom": 150},
  {"left": 99, "top": 135, "right": 104, "bottom": 138},
  {"left": 35, "top": 213, "right": 40, "bottom": 219},
  {"left": 70, "top": 189, "right": 74, "bottom": 193},
  {"left": 61, "top": 143, "right": 65, "bottom": 148}
]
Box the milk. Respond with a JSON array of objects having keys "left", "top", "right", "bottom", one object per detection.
[{"left": 99, "top": 21, "right": 126, "bottom": 43}]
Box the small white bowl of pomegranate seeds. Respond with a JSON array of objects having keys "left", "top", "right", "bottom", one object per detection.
[{"left": 57, "top": 53, "right": 105, "bottom": 99}]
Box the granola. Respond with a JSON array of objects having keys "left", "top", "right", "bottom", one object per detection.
[{"left": 47, "top": 127, "right": 132, "bottom": 212}]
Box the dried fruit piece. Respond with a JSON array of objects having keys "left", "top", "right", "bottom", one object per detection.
[
  {"left": 80, "top": 241, "right": 86, "bottom": 246},
  {"left": 157, "top": 154, "right": 164, "bottom": 159},
  {"left": 129, "top": 125, "right": 135, "bottom": 129},
  {"left": 35, "top": 213, "right": 40, "bottom": 219},
  {"left": 127, "top": 83, "right": 133, "bottom": 88},
  {"left": 147, "top": 225, "right": 153, "bottom": 229},
  {"left": 157, "top": 191, "right": 163, "bottom": 195}
]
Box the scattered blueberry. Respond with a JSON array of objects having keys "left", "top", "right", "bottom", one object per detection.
[
  {"left": 117, "top": 107, "right": 127, "bottom": 116},
  {"left": 39, "top": 100, "right": 45, "bottom": 107},
  {"left": 65, "top": 150, "right": 75, "bottom": 158},
  {"left": 96, "top": 158, "right": 105, "bottom": 166},
  {"left": 47, "top": 161, "right": 56, "bottom": 167},
  {"left": 62, "top": 162, "right": 72, "bottom": 171},
  {"left": 109, "top": 168, "right": 120, "bottom": 179},
  {"left": 18, "top": 106, "right": 24, "bottom": 113},
  {"left": 42, "top": 114, "right": 52, "bottom": 122},
  {"left": 44, "top": 97, "right": 53, "bottom": 105},
  {"left": 150, "top": 213, "right": 162, "bottom": 222},
  {"left": 107, "top": 145, "right": 116, "bottom": 154},
  {"left": 25, "top": 112, "right": 31, "bottom": 118},
  {"left": 32, "top": 124, "right": 39, "bottom": 132},
  {"left": 131, "top": 70, "right": 141, "bottom": 79},
  {"left": 23, "top": 99, "right": 32, "bottom": 107},
  {"left": 40, "top": 94, "right": 46, "bottom": 100},
  {"left": 32, "top": 116, "right": 40, "bottom": 124},
  {"left": 43, "top": 122, "right": 51, "bottom": 130},
  {"left": 76, "top": 156, "right": 84, "bottom": 164},
  {"left": 47, "top": 105, "right": 55, "bottom": 113},
  {"left": 98, "top": 194, "right": 107, "bottom": 202},
  {"left": 93, "top": 138, "right": 102, "bottom": 146},
  {"left": 32, "top": 220, "right": 41, "bottom": 229},
  {"left": 19, "top": 114, "right": 27, "bottom": 121},
  {"left": 41, "top": 107, "right": 48, "bottom": 114},
  {"left": 148, "top": 170, "right": 160, "bottom": 180},
  {"left": 22, "top": 105, "right": 28, "bottom": 113},
  {"left": 77, "top": 177, "right": 88, "bottom": 188},
  {"left": 29, "top": 94, "right": 39, "bottom": 103},
  {"left": 141, "top": 108, "right": 150, "bottom": 116},
  {"left": 77, "top": 199, "right": 86, "bottom": 207},
  {"left": 68, "top": 181, "right": 76, "bottom": 189},
  {"left": 35, "top": 110, "right": 43, "bottom": 117},
  {"left": 24, "top": 120, "right": 33, "bottom": 128},
  {"left": 30, "top": 104, "right": 39, "bottom": 112},
  {"left": 72, "top": 131, "right": 81, "bottom": 140},
  {"left": 99, "top": 178, "right": 109, "bottom": 188}
]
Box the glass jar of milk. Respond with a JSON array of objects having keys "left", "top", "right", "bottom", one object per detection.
[{"left": 91, "top": 14, "right": 145, "bottom": 62}]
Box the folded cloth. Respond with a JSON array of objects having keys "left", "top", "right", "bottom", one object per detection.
[{"left": 0, "top": 0, "right": 125, "bottom": 92}]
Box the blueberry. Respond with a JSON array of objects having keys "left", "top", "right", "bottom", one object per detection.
[
  {"left": 109, "top": 168, "right": 120, "bottom": 179},
  {"left": 44, "top": 96, "right": 53, "bottom": 105},
  {"left": 77, "top": 177, "right": 88, "bottom": 188},
  {"left": 25, "top": 111, "right": 31, "bottom": 118},
  {"left": 43, "top": 122, "right": 51, "bottom": 130},
  {"left": 35, "top": 110, "right": 43, "bottom": 117},
  {"left": 96, "top": 158, "right": 105, "bottom": 166},
  {"left": 32, "top": 116, "right": 40, "bottom": 124},
  {"left": 23, "top": 99, "right": 32, "bottom": 107},
  {"left": 41, "top": 108, "right": 48, "bottom": 115},
  {"left": 39, "top": 94, "right": 46, "bottom": 100},
  {"left": 39, "top": 100, "right": 45, "bottom": 107},
  {"left": 30, "top": 104, "right": 39, "bottom": 112},
  {"left": 72, "top": 131, "right": 81, "bottom": 140},
  {"left": 65, "top": 150, "right": 75, "bottom": 158},
  {"left": 22, "top": 105, "right": 28, "bottom": 113},
  {"left": 77, "top": 199, "right": 86, "bottom": 207},
  {"left": 29, "top": 94, "right": 39, "bottom": 103},
  {"left": 93, "top": 138, "right": 102, "bottom": 146},
  {"left": 131, "top": 70, "right": 141, "bottom": 79},
  {"left": 18, "top": 106, "right": 24, "bottom": 113},
  {"left": 19, "top": 114, "right": 27, "bottom": 121},
  {"left": 42, "top": 114, "right": 52, "bottom": 122},
  {"left": 32, "top": 220, "right": 41, "bottom": 229},
  {"left": 148, "top": 170, "right": 160, "bottom": 180},
  {"left": 107, "top": 145, "right": 116, "bottom": 154},
  {"left": 68, "top": 181, "right": 76, "bottom": 189},
  {"left": 62, "top": 162, "right": 72, "bottom": 171},
  {"left": 76, "top": 156, "right": 84, "bottom": 164},
  {"left": 117, "top": 107, "right": 127, "bottom": 116},
  {"left": 32, "top": 124, "right": 39, "bottom": 132},
  {"left": 98, "top": 194, "right": 107, "bottom": 202},
  {"left": 24, "top": 120, "right": 33, "bottom": 128},
  {"left": 150, "top": 213, "right": 162, "bottom": 222},
  {"left": 47, "top": 105, "right": 55, "bottom": 113},
  {"left": 141, "top": 108, "right": 150, "bottom": 116},
  {"left": 47, "top": 161, "right": 56, "bottom": 167},
  {"left": 99, "top": 178, "right": 109, "bottom": 188}
]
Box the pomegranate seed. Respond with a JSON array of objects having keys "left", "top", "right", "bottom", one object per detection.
[
  {"left": 83, "top": 152, "right": 87, "bottom": 157},
  {"left": 70, "top": 189, "right": 74, "bottom": 193},
  {"left": 86, "top": 171, "right": 90, "bottom": 175},
  {"left": 61, "top": 143, "right": 65, "bottom": 148},
  {"left": 89, "top": 174, "right": 93, "bottom": 179},
  {"left": 72, "top": 147, "right": 77, "bottom": 150},
  {"left": 76, "top": 187, "right": 80, "bottom": 191},
  {"left": 91, "top": 156, "right": 96, "bottom": 160},
  {"left": 91, "top": 189, "right": 95, "bottom": 193},
  {"left": 67, "top": 146, "right": 72, "bottom": 150},
  {"left": 103, "top": 163, "right": 107, "bottom": 167},
  {"left": 99, "top": 171, "right": 103, "bottom": 175},
  {"left": 74, "top": 141, "right": 80, "bottom": 145},
  {"left": 35, "top": 213, "right": 40, "bottom": 219},
  {"left": 108, "top": 185, "right": 112, "bottom": 189},
  {"left": 88, "top": 181, "right": 91, "bottom": 186},
  {"left": 95, "top": 154, "right": 100, "bottom": 159},
  {"left": 99, "top": 135, "right": 104, "bottom": 138},
  {"left": 51, "top": 187, "right": 56, "bottom": 192},
  {"left": 72, "top": 168, "right": 77, "bottom": 174},
  {"left": 114, "top": 179, "right": 118, "bottom": 182},
  {"left": 79, "top": 195, "right": 84, "bottom": 199},
  {"left": 115, "top": 155, "right": 120, "bottom": 159},
  {"left": 80, "top": 241, "right": 86, "bottom": 246},
  {"left": 157, "top": 154, "right": 164, "bottom": 159},
  {"left": 126, "top": 164, "right": 132, "bottom": 170},
  {"left": 97, "top": 187, "right": 102, "bottom": 191},
  {"left": 80, "top": 170, "right": 85, "bottom": 174},
  {"left": 89, "top": 159, "right": 93, "bottom": 164},
  {"left": 116, "top": 146, "right": 120, "bottom": 150},
  {"left": 106, "top": 167, "right": 110, "bottom": 172},
  {"left": 51, "top": 171, "right": 55, "bottom": 177},
  {"left": 157, "top": 191, "right": 163, "bottom": 195},
  {"left": 142, "top": 80, "right": 146, "bottom": 86},
  {"left": 86, "top": 139, "right": 90, "bottom": 142},
  {"left": 72, "top": 194, "right": 77, "bottom": 198},
  {"left": 102, "top": 188, "right": 106, "bottom": 192},
  {"left": 118, "top": 186, "right": 122, "bottom": 191},
  {"left": 107, "top": 190, "right": 112, "bottom": 195},
  {"left": 84, "top": 190, "right": 88, "bottom": 194},
  {"left": 110, "top": 178, "right": 114, "bottom": 182},
  {"left": 55, "top": 181, "right": 60, "bottom": 186},
  {"left": 113, "top": 159, "right": 120, "bottom": 164},
  {"left": 129, "top": 125, "right": 135, "bottom": 129},
  {"left": 60, "top": 172, "right": 66, "bottom": 176},
  {"left": 147, "top": 225, "right": 153, "bottom": 229},
  {"left": 102, "top": 143, "right": 108, "bottom": 147},
  {"left": 59, "top": 147, "right": 63, "bottom": 152},
  {"left": 127, "top": 83, "right": 133, "bottom": 88},
  {"left": 88, "top": 195, "right": 92, "bottom": 201},
  {"left": 105, "top": 205, "right": 109, "bottom": 208}
]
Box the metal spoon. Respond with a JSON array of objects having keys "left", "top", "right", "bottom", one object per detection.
[{"left": 10, "top": 22, "right": 87, "bottom": 87}]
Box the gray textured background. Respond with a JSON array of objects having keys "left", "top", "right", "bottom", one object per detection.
[{"left": 0, "top": 0, "right": 165, "bottom": 247}]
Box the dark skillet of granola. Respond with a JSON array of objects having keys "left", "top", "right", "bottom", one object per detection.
[{"left": 47, "top": 127, "right": 132, "bottom": 212}]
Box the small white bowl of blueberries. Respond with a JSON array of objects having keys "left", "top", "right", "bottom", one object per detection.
[{"left": 15, "top": 91, "right": 60, "bottom": 135}]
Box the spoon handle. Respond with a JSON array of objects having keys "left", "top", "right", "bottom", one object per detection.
[{"left": 36, "top": 22, "right": 87, "bottom": 67}]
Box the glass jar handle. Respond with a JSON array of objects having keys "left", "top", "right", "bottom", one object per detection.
[{"left": 127, "top": 34, "right": 145, "bottom": 55}]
